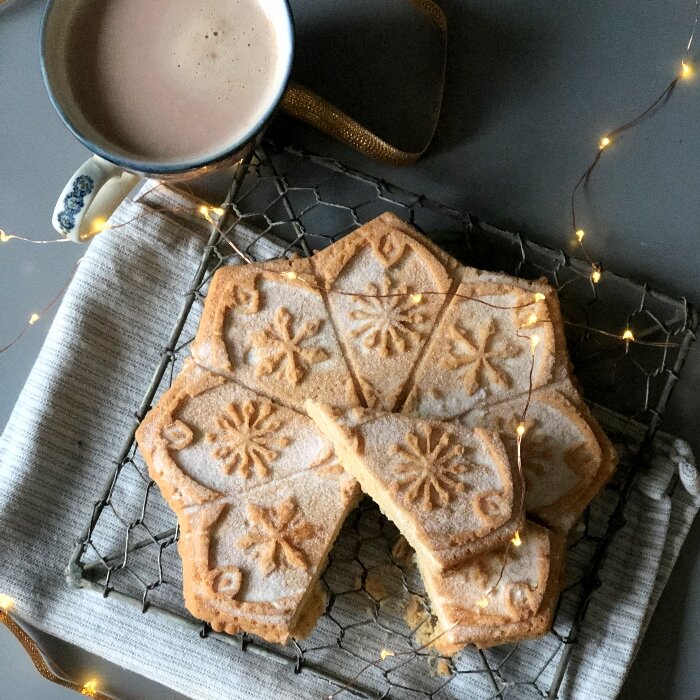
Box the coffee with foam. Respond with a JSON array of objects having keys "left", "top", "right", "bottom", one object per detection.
[{"left": 66, "top": 0, "right": 286, "bottom": 164}]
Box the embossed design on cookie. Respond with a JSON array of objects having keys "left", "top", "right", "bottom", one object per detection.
[
  {"left": 442, "top": 319, "right": 522, "bottom": 395},
  {"left": 162, "top": 420, "right": 194, "bottom": 451},
  {"left": 205, "top": 566, "right": 243, "bottom": 600},
  {"left": 564, "top": 441, "right": 597, "bottom": 477},
  {"left": 466, "top": 560, "right": 493, "bottom": 589},
  {"left": 504, "top": 582, "right": 538, "bottom": 620},
  {"left": 205, "top": 400, "right": 290, "bottom": 478},
  {"left": 237, "top": 498, "right": 315, "bottom": 575},
  {"left": 309, "top": 447, "right": 345, "bottom": 478},
  {"left": 225, "top": 279, "right": 260, "bottom": 315},
  {"left": 473, "top": 490, "right": 508, "bottom": 525},
  {"left": 389, "top": 425, "right": 469, "bottom": 511},
  {"left": 348, "top": 276, "right": 428, "bottom": 357},
  {"left": 248, "top": 307, "right": 329, "bottom": 385},
  {"left": 368, "top": 230, "right": 407, "bottom": 267}
]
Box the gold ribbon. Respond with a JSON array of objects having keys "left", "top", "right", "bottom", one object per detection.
[
  {"left": 1, "top": 608, "right": 111, "bottom": 699},
  {"left": 281, "top": 0, "right": 447, "bottom": 165}
]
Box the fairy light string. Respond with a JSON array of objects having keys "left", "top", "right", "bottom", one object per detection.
[
  {"left": 1, "top": 199, "right": 679, "bottom": 354},
  {"left": 570, "top": 0, "right": 699, "bottom": 285},
  {"left": 0, "top": 257, "right": 84, "bottom": 356}
]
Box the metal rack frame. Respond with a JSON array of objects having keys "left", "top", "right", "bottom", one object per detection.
[{"left": 65, "top": 142, "right": 698, "bottom": 699}]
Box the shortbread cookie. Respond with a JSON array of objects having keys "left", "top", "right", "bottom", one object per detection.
[
  {"left": 305, "top": 401, "right": 524, "bottom": 570},
  {"left": 550, "top": 380, "right": 619, "bottom": 529},
  {"left": 135, "top": 361, "right": 360, "bottom": 643},
  {"left": 465, "top": 271, "right": 572, "bottom": 384},
  {"left": 458, "top": 386, "right": 607, "bottom": 530},
  {"left": 403, "top": 272, "right": 556, "bottom": 420},
  {"left": 191, "top": 257, "right": 361, "bottom": 412},
  {"left": 418, "top": 521, "right": 564, "bottom": 653},
  {"left": 309, "top": 212, "right": 457, "bottom": 411}
]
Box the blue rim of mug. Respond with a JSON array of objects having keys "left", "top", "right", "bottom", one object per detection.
[{"left": 40, "top": 0, "right": 295, "bottom": 175}]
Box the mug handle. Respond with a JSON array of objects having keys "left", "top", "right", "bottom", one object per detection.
[{"left": 52, "top": 155, "right": 141, "bottom": 242}]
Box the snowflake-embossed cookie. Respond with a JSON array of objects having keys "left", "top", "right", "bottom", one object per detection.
[
  {"left": 403, "top": 275, "right": 555, "bottom": 420},
  {"left": 135, "top": 361, "right": 359, "bottom": 643},
  {"left": 191, "top": 257, "right": 361, "bottom": 412},
  {"left": 417, "top": 521, "right": 565, "bottom": 653},
  {"left": 305, "top": 401, "right": 524, "bottom": 570},
  {"left": 458, "top": 384, "right": 616, "bottom": 531},
  {"left": 310, "top": 212, "right": 459, "bottom": 411}
]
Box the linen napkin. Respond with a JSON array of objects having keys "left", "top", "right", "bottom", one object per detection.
[{"left": 0, "top": 182, "right": 697, "bottom": 700}]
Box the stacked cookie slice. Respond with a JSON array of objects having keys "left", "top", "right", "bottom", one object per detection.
[{"left": 136, "top": 213, "right": 616, "bottom": 650}]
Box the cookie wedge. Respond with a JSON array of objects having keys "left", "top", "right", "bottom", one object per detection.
[
  {"left": 418, "top": 521, "right": 565, "bottom": 653},
  {"left": 403, "top": 272, "right": 556, "bottom": 420},
  {"left": 458, "top": 384, "right": 616, "bottom": 531},
  {"left": 309, "top": 212, "right": 459, "bottom": 411},
  {"left": 305, "top": 401, "right": 524, "bottom": 570},
  {"left": 136, "top": 361, "right": 360, "bottom": 643},
  {"left": 191, "top": 257, "right": 361, "bottom": 412}
]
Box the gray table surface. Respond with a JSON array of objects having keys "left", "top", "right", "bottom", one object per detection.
[{"left": 1, "top": 0, "right": 699, "bottom": 698}]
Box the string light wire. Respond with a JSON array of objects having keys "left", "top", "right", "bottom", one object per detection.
[{"left": 570, "top": 0, "right": 699, "bottom": 282}]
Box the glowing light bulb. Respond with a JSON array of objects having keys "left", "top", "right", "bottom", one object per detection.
[
  {"left": 575, "top": 229, "right": 585, "bottom": 242},
  {"left": 212, "top": 207, "right": 225, "bottom": 217},
  {"left": 199, "top": 205, "right": 215, "bottom": 224},
  {"left": 600, "top": 136, "right": 611, "bottom": 149},
  {"left": 28, "top": 313, "right": 40, "bottom": 325},
  {"left": 92, "top": 218, "right": 109, "bottom": 234},
  {"left": 525, "top": 313, "right": 538, "bottom": 326},
  {"left": 0, "top": 593, "right": 15, "bottom": 612},
  {"left": 81, "top": 680, "right": 98, "bottom": 697},
  {"left": 591, "top": 269, "right": 602, "bottom": 284},
  {"left": 0, "top": 230, "right": 11, "bottom": 243},
  {"left": 622, "top": 329, "right": 635, "bottom": 341},
  {"left": 511, "top": 531, "right": 522, "bottom": 547},
  {"left": 530, "top": 334, "right": 540, "bottom": 352},
  {"left": 476, "top": 596, "right": 489, "bottom": 609},
  {"left": 534, "top": 293, "right": 546, "bottom": 302},
  {"left": 410, "top": 293, "right": 423, "bottom": 304},
  {"left": 285, "top": 270, "right": 298, "bottom": 280},
  {"left": 516, "top": 423, "right": 527, "bottom": 437},
  {"left": 681, "top": 60, "right": 693, "bottom": 79},
  {"left": 380, "top": 649, "right": 395, "bottom": 660}
]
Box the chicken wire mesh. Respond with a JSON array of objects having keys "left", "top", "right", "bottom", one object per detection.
[{"left": 66, "top": 142, "right": 698, "bottom": 699}]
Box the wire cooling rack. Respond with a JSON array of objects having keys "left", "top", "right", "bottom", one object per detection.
[{"left": 66, "top": 142, "right": 698, "bottom": 699}]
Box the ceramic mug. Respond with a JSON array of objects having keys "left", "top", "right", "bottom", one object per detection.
[
  {"left": 42, "top": 0, "right": 446, "bottom": 242},
  {"left": 41, "top": 0, "right": 295, "bottom": 242}
]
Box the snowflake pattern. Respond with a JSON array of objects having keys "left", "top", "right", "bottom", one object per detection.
[
  {"left": 237, "top": 498, "right": 315, "bottom": 575},
  {"left": 248, "top": 307, "right": 329, "bottom": 385},
  {"left": 442, "top": 319, "right": 522, "bottom": 395},
  {"left": 348, "top": 276, "right": 428, "bottom": 357},
  {"left": 390, "top": 425, "right": 470, "bottom": 511},
  {"left": 205, "top": 400, "right": 290, "bottom": 479}
]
